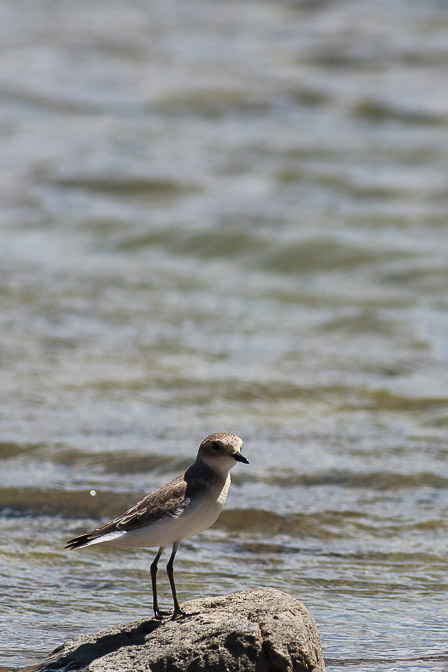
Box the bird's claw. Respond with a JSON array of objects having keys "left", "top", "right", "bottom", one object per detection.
[
  {"left": 171, "top": 608, "right": 199, "bottom": 620},
  {"left": 154, "top": 609, "right": 172, "bottom": 620}
]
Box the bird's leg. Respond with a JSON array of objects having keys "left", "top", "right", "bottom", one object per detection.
[
  {"left": 166, "top": 542, "right": 197, "bottom": 619},
  {"left": 150, "top": 546, "right": 170, "bottom": 619},
  {"left": 166, "top": 542, "right": 186, "bottom": 618}
]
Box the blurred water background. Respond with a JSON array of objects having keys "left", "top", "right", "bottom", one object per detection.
[{"left": 1, "top": 1, "right": 448, "bottom": 670}]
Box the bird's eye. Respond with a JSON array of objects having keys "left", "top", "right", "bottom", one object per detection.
[{"left": 211, "top": 441, "right": 221, "bottom": 451}]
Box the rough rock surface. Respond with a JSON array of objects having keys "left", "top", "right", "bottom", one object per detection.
[{"left": 35, "top": 587, "right": 325, "bottom": 672}]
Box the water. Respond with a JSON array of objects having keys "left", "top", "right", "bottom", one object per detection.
[{"left": 1, "top": 0, "right": 448, "bottom": 670}]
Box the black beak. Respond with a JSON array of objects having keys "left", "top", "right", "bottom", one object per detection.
[{"left": 234, "top": 452, "right": 249, "bottom": 464}]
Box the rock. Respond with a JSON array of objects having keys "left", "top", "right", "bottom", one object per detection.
[{"left": 35, "top": 587, "right": 325, "bottom": 672}]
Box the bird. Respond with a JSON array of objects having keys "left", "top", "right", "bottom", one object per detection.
[{"left": 66, "top": 432, "right": 249, "bottom": 619}]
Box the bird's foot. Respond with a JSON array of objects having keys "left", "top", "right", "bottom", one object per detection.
[
  {"left": 171, "top": 608, "right": 199, "bottom": 620},
  {"left": 153, "top": 609, "right": 172, "bottom": 620}
]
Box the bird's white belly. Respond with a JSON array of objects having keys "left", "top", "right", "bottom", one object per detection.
[{"left": 106, "top": 475, "right": 231, "bottom": 549}]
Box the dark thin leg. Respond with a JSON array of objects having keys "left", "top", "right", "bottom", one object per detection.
[
  {"left": 166, "top": 542, "right": 198, "bottom": 619},
  {"left": 150, "top": 546, "right": 169, "bottom": 619},
  {"left": 166, "top": 542, "right": 185, "bottom": 617}
]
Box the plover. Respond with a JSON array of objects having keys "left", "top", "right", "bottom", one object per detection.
[{"left": 66, "top": 432, "right": 248, "bottom": 619}]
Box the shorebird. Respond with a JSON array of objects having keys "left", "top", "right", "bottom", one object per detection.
[{"left": 66, "top": 432, "right": 248, "bottom": 619}]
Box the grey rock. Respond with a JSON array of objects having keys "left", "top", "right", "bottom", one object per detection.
[{"left": 36, "top": 587, "right": 325, "bottom": 672}]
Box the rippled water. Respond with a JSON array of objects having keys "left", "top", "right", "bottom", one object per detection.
[{"left": 1, "top": 1, "right": 448, "bottom": 670}]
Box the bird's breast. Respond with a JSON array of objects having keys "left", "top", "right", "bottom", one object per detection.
[
  {"left": 179, "top": 473, "right": 231, "bottom": 539},
  {"left": 216, "top": 474, "right": 231, "bottom": 508}
]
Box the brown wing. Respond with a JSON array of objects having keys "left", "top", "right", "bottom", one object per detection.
[
  {"left": 114, "top": 475, "right": 189, "bottom": 531},
  {"left": 66, "top": 473, "right": 188, "bottom": 549}
]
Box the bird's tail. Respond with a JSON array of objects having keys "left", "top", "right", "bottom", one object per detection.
[
  {"left": 65, "top": 533, "right": 95, "bottom": 550},
  {"left": 65, "top": 529, "right": 125, "bottom": 550}
]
